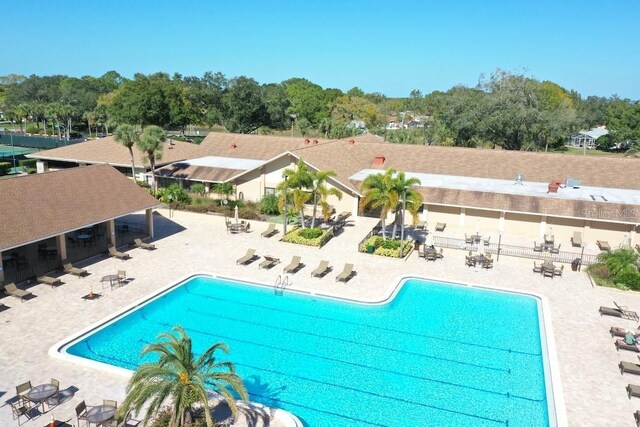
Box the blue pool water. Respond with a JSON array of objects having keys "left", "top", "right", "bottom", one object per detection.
[{"left": 65, "top": 276, "right": 550, "bottom": 426}]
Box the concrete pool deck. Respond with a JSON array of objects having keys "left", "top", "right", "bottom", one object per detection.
[{"left": 1, "top": 208, "right": 640, "bottom": 426}]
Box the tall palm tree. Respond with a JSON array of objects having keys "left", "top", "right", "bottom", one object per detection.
[
  {"left": 137, "top": 125, "right": 166, "bottom": 191},
  {"left": 359, "top": 168, "right": 399, "bottom": 240},
  {"left": 114, "top": 124, "right": 140, "bottom": 182},
  {"left": 277, "top": 159, "right": 313, "bottom": 228},
  {"left": 388, "top": 171, "right": 423, "bottom": 239},
  {"left": 309, "top": 169, "right": 342, "bottom": 228}
]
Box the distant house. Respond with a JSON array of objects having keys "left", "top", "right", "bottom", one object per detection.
[{"left": 567, "top": 126, "right": 609, "bottom": 149}]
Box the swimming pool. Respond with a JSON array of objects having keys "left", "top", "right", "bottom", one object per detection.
[{"left": 61, "top": 275, "right": 555, "bottom": 426}]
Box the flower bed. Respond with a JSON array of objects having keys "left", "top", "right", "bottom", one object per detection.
[
  {"left": 283, "top": 227, "right": 333, "bottom": 247},
  {"left": 359, "top": 236, "right": 412, "bottom": 258}
]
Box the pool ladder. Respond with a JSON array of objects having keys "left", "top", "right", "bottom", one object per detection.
[{"left": 274, "top": 275, "right": 288, "bottom": 295}]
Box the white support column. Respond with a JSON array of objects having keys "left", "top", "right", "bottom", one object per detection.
[
  {"left": 459, "top": 208, "right": 466, "bottom": 226},
  {"left": 107, "top": 219, "right": 116, "bottom": 247},
  {"left": 499, "top": 211, "right": 506, "bottom": 233},
  {"left": 56, "top": 234, "right": 67, "bottom": 262},
  {"left": 146, "top": 208, "right": 155, "bottom": 239},
  {"left": 352, "top": 195, "right": 359, "bottom": 217},
  {"left": 421, "top": 204, "right": 429, "bottom": 223}
]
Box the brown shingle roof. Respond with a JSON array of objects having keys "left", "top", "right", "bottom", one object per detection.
[
  {"left": 28, "top": 136, "right": 199, "bottom": 168},
  {"left": 0, "top": 164, "right": 160, "bottom": 252},
  {"left": 198, "top": 133, "right": 332, "bottom": 160},
  {"left": 155, "top": 162, "right": 243, "bottom": 183}
]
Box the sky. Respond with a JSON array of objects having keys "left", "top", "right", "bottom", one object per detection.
[{"left": 2, "top": 0, "right": 639, "bottom": 99}]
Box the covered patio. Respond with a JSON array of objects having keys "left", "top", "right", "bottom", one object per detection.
[{"left": 0, "top": 164, "right": 160, "bottom": 285}]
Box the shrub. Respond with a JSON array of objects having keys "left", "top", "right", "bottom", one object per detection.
[
  {"left": 615, "top": 267, "right": 640, "bottom": 291},
  {"left": 260, "top": 194, "right": 280, "bottom": 215},
  {"left": 283, "top": 227, "right": 333, "bottom": 247},
  {"left": 156, "top": 183, "right": 191, "bottom": 204},
  {"left": 0, "top": 162, "right": 10, "bottom": 175},
  {"left": 238, "top": 207, "right": 260, "bottom": 220},
  {"left": 375, "top": 241, "right": 412, "bottom": 257},
  {"left": 189, "top": 183, "right": 206, "bottom": 196},
  {"left": 25, "top": 123, "right": 39, "bottom": 135},
  {"left": 300, "top": 227, "right": 323, "bottom": 239},
  {"left": 18, "top": 159, "right": 37, "bottom": 169}
]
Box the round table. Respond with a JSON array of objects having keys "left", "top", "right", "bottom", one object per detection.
[
  {"left": 86, "top": 404, "right": 116, "bottom": 424},
  {"left": 101, "top": 274, "right": 120, "bottom": 289},
  {"left": 27, "top": 383, "right": 57, "bottom": 410}
]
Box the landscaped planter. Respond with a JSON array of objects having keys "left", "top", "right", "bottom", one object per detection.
[
  {"left": 282, "top": 227, "right": 333, "bottom": 248},
  {"left": 359, "top": 236, "right": 412, "bottom": 258}
]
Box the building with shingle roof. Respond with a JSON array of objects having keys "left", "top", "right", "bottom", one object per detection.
[{"left": 0, "top": 164, "right": 159, "bottom": 284}]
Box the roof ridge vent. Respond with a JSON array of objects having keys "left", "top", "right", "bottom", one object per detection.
[
  {"left": 304, "top": 138, "right": 310, "bottom": 144},
  {"left": 312, "top": 139, "right": 318, "bottom": 144},
  {"left": 230, "top": 143, "right": 237, "bottom": 149},
  {"left": 348, "top": 139, "right": 355, "bottom": 145},
  {"left": 515, "top": 173, "right": 524, "bottom": 185}
]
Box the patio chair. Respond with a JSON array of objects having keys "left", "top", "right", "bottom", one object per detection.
[
  {"left": 259, "top": 256, "right": 279, "bottom": 270},
  {"left": 617, "top": 339, "right": 640, "bottom": 352},
  {"left": 600, "top": 304, "right": 640, "bottom": 321},
  {"left": 426, "top": 252, "right": 437, "bottom": 261},
  {"left": 483, "top": 258, "right": 494, "bottom": 269},
  {"left": 261, "top": 224, "right": 278, "bottom": 238},
  {"left": 554, "top": 265, "right": 564, "bottom": 277},
  {"left": 597, "top": 240, "right": 611, "bottom": 251},
  {"left": 465, "top": 256, "right": 475, "bottom": 267},
  {"left": 311, "top": 260, "right": 330, "bottom": 278},
  {"left": 336, "top": 263, "right": 355, "bottom": 283},
  {"left": 416, "top": 221, "right": 427, "bottom": 230},
  {"left": 63, "top": 260, "right": 88, "bottom": 276},
  {"left": 627, "top": 383, "right": 640, "bottom": 399},
  {"left": 544, "top": 234, "right": 554, "bottom": 244},
  {"left": 436, "top": 248, "right": 444, "bottom": 259},
  {"left": 9, "top": 399, "right": 33, "bottom": 424},
  {"left": 571, "top": 231, "right": 583, "bottom": 247},
  {"left": 533, "top": 262, "right": 542, "bottom": 274},
  {"left": 484, "top": 236, "right": 491, "bottom": 246},
  {"left": 3, "top": 283, "right": 33, "bottom": 302},
  {"left": 417, "top": 245, "right": 425, "bottom": 258},
  {"left": 611, "top": 326, "right": 640, "bottom": 338},
  {"left": 543, "top": 268, "right": 554, "bottom": 278},
  {"left": 338, "top": 211, "right": 351, "bottom": 220},
  {"left": 244, "top": 222, "right": 251, "bottom": 233},
  {"left": 635, "top": 410, "right": 640, "bottom": 426},
  {"left": 236, "top": 249, "right": 257, "bottom": 265},
  {"left": 104, "top": 399, "right": 118, "bottom": 408},
  {"left": 37, "top": 276, "right": 62, "bottom": 287},
  {"left": 464, "top": 234, "right": 473, "bottom": 244},
  {"left": 76, "top": 400, "right": 90, "bottom": 427},
  {"left": 435, "top": 222, "right": 446, "bottom": 232},
  {"left": 117, "top": 270, "right": 127, "bottom": 284},
  {"left": 44, "top": 378, "right": 61, "bottom": 408},
  {"left": 550, "top": 243, "right": 561, "bottom": 254},
  {"left": 283, "top": 256, "right": 302, "bottom": 274},
  {"left": 620, "top": 361, "right": 640, "bottom": 376},
  {"left": 15, "top": 381, "right": 32, "bottom": 406},
  {"left": 133, "top": 238, "right": 156, "bottom": 250},
  {"left": 108, "top": 246, "right": 131, "bottom": 260},
  {"left": 533, "top": 241, "right": 543, "bottom": 252}
]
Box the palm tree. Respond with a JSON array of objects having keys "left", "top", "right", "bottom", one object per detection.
[
  {"left": 114, "top": 124, "right": 140, "bottom": 182},
  {"left": 136, "top": 125, "right": 166, "bottom": 191},
  {"left": 359, "top": 168, "right": 399, "bottom": 240},
  {"left": 277, "top": 159, "right": 313, "bottom": 227},
  {"left": 309, "top": 169, "right": 342, "bottom": 228},
  {"left": 388, "top": 171, "right": 423, "bottom": 239},
  {"left": 213, "top": 182, "right": 234, "bottom": 205},
  {"left": 118, "top": 325, "right": 248, "bottom": 427}
]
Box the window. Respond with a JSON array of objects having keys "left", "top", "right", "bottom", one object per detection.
[{"left": 265, "top": 187, "right": 276, "bottom": 196}]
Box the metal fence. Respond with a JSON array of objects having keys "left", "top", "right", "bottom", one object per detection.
[
  {"left": 357, "top": 220, "right": 383, "bottom": 252},
  {"left": 432, "top": 235, "right": 599, "bottom": 265}
]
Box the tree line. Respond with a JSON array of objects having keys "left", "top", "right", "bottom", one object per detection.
[{"left": 0, "top": 69, "right": 638, "bottom": 150}]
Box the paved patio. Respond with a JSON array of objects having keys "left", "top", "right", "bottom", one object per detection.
[{"left": 2, "top": 209, "right": 640, "bottom": 426}]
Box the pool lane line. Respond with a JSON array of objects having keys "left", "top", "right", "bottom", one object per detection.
[
  {"left": 135, "top": 313, "right": 546, "bottom": 403},
  {"left": 182, "top": 307, "right": 513, "bottom": 374},
  {"left": 182, "top": 284, "right": 542, "bottom": 357}
]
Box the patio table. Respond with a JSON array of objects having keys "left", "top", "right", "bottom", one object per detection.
[
  {"left": 470, "top": 234, "right": 482, "bottom": 242},
  {"left": 76, "top": 234, "right": 92, "bottom": 246},
  {"left": 27, "top": 383, "right": 57, "bottom": 411},
  {"left": 101, "top": 274, "right": 120, "bottom": 289},
  {"left": 86, "top": 404, "right": 116, "bottom": 425},
  {"left": 472, "top": 255, "right": 487, "bottom": 266}
]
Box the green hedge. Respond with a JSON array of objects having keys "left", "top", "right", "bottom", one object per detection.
[
  {"left": 283, "top": 227, "right": 333, "bottom": 247},
  {"left": 18, "top": 159, "right": 37, "bottom": 169},
  {"left": 0, "top": 162, "right": 10, "bottom": 176},
  {"left": 359, "top": 236, "right": 412, "bottom": 257}
]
